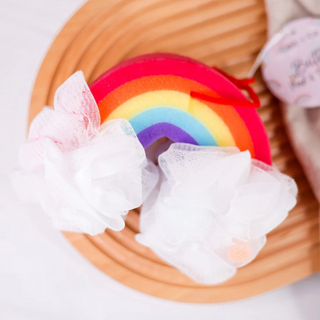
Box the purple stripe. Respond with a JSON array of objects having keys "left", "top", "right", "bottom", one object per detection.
[{"left": 137, "top": 123, "right": 198, "bottom": 149}]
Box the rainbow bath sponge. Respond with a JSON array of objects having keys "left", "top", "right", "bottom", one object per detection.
[{"left": 90, "top": 53, "right": 271, "bottom": 164}]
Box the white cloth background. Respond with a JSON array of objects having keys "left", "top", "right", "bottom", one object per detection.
[{"left": 0, "top": 0, "right": 319, "bottom": 319}]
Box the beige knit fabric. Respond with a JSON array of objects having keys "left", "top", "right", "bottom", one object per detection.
[{"left": 265, "top": 0, "right": 320, "bottom": 203}]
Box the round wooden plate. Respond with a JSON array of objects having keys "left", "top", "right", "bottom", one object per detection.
[{"left": 29, "top": 0, "right": 320, "bottom": 303}]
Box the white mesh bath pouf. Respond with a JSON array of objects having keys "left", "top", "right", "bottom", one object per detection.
[
  {"left": 13, "top": 71, "right": 159, "bottom": 235},
  {"left": 136, "top": 143, "right": 297, "bottom": 285}
]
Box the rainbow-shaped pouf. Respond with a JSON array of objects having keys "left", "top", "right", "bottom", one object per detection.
[{"left": 90, "top": 53, "right": 271, "bottom": 164}]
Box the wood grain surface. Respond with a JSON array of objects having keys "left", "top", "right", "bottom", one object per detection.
[{"left": 29, "top": 0, "right": 320, "bottom": 303}]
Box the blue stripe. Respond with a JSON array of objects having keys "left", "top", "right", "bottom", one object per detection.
[{"left": 129, "top": 107, "right": 217, "bottom": 146}]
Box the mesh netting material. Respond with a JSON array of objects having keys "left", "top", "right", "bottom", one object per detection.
[
  {"left": 13, "top": 72, "right": 158, "bottom": 235},
  {"left": 136, "top": 144, "right": 297, "bottom": 285},
  {"left": 13, "top": 71, "right": 297, "bottom": 284}
]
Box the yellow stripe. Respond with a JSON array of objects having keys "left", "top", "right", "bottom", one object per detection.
[{"left": 107, "top": 90, "right": 235, "bottom": 146}]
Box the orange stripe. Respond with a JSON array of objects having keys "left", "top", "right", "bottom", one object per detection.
[{"left": 97, "top": 75, "right": 254, "bottom": 156}]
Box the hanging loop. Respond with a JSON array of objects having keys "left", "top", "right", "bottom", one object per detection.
[{"left": 190, "top": 66, "right": 260, "bottom": 108}]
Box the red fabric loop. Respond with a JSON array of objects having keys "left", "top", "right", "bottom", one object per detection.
[{"left": 190, "top": 67, "right": 260, "bottom": 108}]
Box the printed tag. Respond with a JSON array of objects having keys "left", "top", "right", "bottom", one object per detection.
[{"left": 262, "top": 18, "right": 320, "bottom": 107}]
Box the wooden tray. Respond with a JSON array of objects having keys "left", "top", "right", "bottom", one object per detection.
[{"left": 29, "top": 0, "right": 320, "bottom": 303}]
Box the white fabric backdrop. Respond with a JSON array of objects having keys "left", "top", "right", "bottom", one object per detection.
[{"left": 0, "top": 0, "right": 319, "bottom": 319}]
